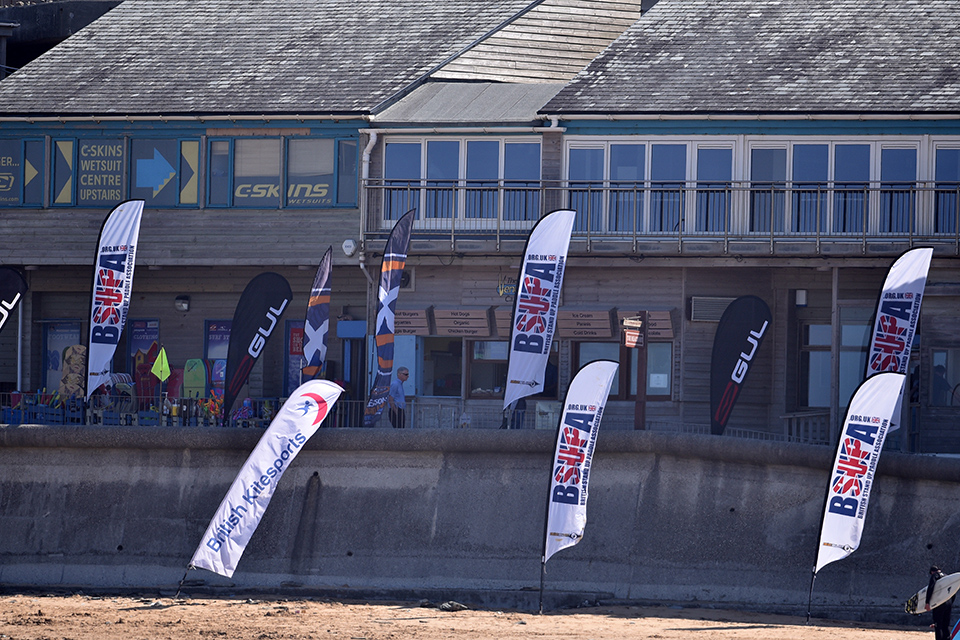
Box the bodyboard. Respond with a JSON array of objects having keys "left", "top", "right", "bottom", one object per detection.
[
  {"left": 905, "top": 572, "right": 960, "bottom": 614},
  {"left": 182, "top": 358, "right": 207, "bottom": 400}
]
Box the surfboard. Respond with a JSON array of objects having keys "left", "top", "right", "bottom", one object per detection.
[
  {"left": 950, "top": 617, "right": 960, "bottom": 640},
  {"left": 905, "top": 572, "right": 960, "bottom": 614}
]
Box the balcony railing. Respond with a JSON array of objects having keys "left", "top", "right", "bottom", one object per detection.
[{"left": 362, "top": 179, "right": 960, "bottom": 254}]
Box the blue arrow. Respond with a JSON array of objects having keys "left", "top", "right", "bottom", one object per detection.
[{"left": 136, "top": 149, "right": 176, "bottom": 195}]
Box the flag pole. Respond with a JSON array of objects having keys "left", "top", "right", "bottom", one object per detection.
[{"left": 806, "top": 569, "right": 817, "bottom": 623}]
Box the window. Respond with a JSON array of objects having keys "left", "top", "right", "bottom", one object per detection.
[
  {"left": 930, "top": 350, "right": 960, "bottom": 406},
  {"left": 798, "top": 308, "right": 870, "bottom": 409},
  {"left": 208, "top": 137, "right": 357, "bottom": 208},
  {"left": 0, "top": 138, "right": 46, "bottom": 207},
  {"left": 750, "top": 148, "right": 786, "bottom": 232},
  {"left": 879, "top": 147, "right": 917, "bottom": 233},
  {"left": 130, "top": 139, "right": 200, "bottom": 207},
  {"left": 800, "top": 323, "right": 831, "bottom": 408},
  {"left": 832, "top": 144, "right": 869, "bottom": 233},
  {"left": 422, "top": 337, "right": 462, "bottom": 397},
  {"left": 382, "top": 137, "right": 542, "bottom": 226},
  {"left": 468, "top": 341, "right": 508, "bottom": 398},
  {"left": 935, "top": 148, "right": 960, "bottom": 234},
  {"left": 696, "top": 148, "right": 732, "bottom": 232},
  {"left": 792, "top": 144, "right": 828, "bottom": 233},
  {"left": 575, "top": 340, "right": 672, "bottom": 399}
]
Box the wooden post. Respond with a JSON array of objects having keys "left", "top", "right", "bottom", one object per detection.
[{"left": 621, "top": 312, "right": 647, "bottom": 430}]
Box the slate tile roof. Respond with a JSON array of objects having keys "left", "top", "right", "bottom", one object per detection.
[
  {"left": 544, "top": 0, "right": 960, "bottom": 115},
  {"left": 0, "top": 0, "right": 537, "bottom": 116},
  {"left": 374, "top": 82, "right": 564, "bottom": 124}
]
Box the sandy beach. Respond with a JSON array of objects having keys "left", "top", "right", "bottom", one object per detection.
[{"left": 0, "top": 593, "right": 936, "bottom": 640}]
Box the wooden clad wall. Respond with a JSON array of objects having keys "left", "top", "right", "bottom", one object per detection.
[{"left": 0, "top": 207, "right": 362, "bottom": 268}]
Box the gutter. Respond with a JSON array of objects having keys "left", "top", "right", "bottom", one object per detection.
[
  {"left": 540, "top": 113, "right": 960, "bottom": 122},
  {"left": 0, "top": 113, "right": 370, "bottom": 124}
]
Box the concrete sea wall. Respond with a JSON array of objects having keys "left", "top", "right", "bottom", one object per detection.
[{"left": 1, "top": 425, "right": 958, "bottom": 622}]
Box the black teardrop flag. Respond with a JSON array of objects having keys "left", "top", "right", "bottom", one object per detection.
[
  {"left": 223, "top": 272, "right": 293, "bottom": 424},
  {"left": 709, "top": 295, "right": 771, "bottom": 435},
  {"left": 0, "top": 267, "right": 27, "bottom": 334}
]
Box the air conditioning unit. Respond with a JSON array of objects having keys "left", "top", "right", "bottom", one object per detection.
[{"left": 689, "top": 296, "right": 736, "bottom": 322}]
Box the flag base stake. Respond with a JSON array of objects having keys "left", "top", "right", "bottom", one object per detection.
[
  {"left": 806, "top": 570, "right": 817, "bottom": 624},
  {"left": 174, "top": 568, "right": 191, "bottom": 600}
]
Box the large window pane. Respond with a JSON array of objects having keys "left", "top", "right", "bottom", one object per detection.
[
  {"left": 504, "top": 142, "right": 540, "bottom": 221},
  {"left": 696, "top": 148, "right": 731, "bottom": 232},
  {"left": 426, "top": 140, "right": 458, "bottom": 219},
  {"left": 208, "top": 140, "right": 231, "bottom": 206},
  {"left": 466, "top": 140, "right": 499, "bottom": 219},
  {"left": 287, "top": 138, "right": 334, "bottom": 207},
  {"left": 879, "top": 148, "right": 916, "bottom": 233},
  {"left": 569, "top": 147, "right": 603, "bottom": 231},
  {"left": 793, "top": 144, "right": 828, "bottom": 232},
  {"left": 646, "top": 342, "right": 672, "bottom": 396},
  {"left": 384, "top": 142, "right": 421, "bottom": 220},
  {"left": 578, "top": 342, "right": 620, "bottom": 397},
  {"left": 610, "top": 144, "right": 644, "bottom": 232},
  {"left": 23, "top": 140, "right": 46, "bottom": 206},
  {"left": 650, "top": 144, "right": 685, "bottom": 232},
  {"left": 750, "top": 148, "right": 786, "bottom": 232},
  {"left": 234, "top": 138, "right": 280, "bottom": 208},
  {"left": 935, "top": 148, "right": 960, "bottom": 234},
  {"left": 833, "top": 144, "right": 869, "bottom": 233},
  {"left": 422, "top": 337, "right": 462, "bottom": 397},
  {"left": 337, "top": 140, "right": 358, "bottom": 206}
]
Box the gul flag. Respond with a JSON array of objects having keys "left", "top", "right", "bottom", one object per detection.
[
  {"left": 223, "top": 272, "right": 293, "bottom": 423},
  {"left": 86, "top": 200, "right": 144, "bottom": 400},
  {"left": 709, "top": 295, "right": 771, "bottom": 435},
  {"left": 189, "top": 379, "right": 343, "bottom": 577},
  {"left": 504, "top": 209, "right": 575, "bottom": 411},
  {"left": 542, "top": 360, "right": 618, "bottom": 564},
  {"left": 0, "top": 267, "right": 27, "bottom": 334},
  {"left": 301, "top": 246, "right": 332, "bottom": 379},
  {"left": 151, "top": 346, "right": 170, "bottom": 382},
  {"left": 814, "top": 371, "right": 905, "bottom": 574},
  {"left": 362, "top": 210, "right": 415, "bottom": 427},
  {"left": 865, "top": 247, "right": 932, "bottom": 432}
]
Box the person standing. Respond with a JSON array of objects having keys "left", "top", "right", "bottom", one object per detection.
[
  {"left": 388, "top": 367, "right": 409, "bottom": 429},
  {"left": 926, "top": 565, "right": 955, "bottom": 640}
]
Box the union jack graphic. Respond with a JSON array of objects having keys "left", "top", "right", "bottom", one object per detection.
[
  {"left": 832, "top": 436, "right": 871, "bottom": 497},
  {"left": 515, "top": 275, "right": 551, "bottom": 333},
  {"left": 869, "top": 314, "right": 908, "bottom": 371}
]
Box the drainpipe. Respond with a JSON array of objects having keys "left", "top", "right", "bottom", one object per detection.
[{"left": 358, "top": 130, "right": 378, "bottom": 288}]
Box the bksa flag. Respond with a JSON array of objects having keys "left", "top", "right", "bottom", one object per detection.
[
  {"left": 189, "top": 379, "right": 343, "bottom": 578},
  {"left": 504, "top": 209, "right": 575, "bottom": 411},
  {"left": 301, "top": 246, "right": 332, "bottom": 379},
  {"left": 362, "top": 210, "right": 415, "bottom": 427},
  {"left": 814, "top": 371, "right": 904, "bottom": 574},
  {"left": 543, "top": 359, "right": 618, "bottom": 564},
  {"left": 86, "top": 200, "right": 144, "bottom": 399},
  {"left": 865, "top": 247, "right": 932, "bottom": 431}
]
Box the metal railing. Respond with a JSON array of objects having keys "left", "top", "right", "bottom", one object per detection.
[
  {"left": 363, "top": 179, "right": 960, "bottom": 254},
  {"left": 0, "top": 392, "right": 835, "bottom": 445}
]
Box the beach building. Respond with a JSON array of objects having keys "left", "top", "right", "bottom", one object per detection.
[{"left": 0, "top": 0, "right": 958, "bottom": 452}]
